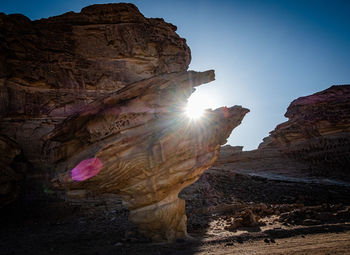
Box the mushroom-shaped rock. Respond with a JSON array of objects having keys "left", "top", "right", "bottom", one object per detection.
[{"left": 47, "top": 70, "right": 249, "bottom": 241}]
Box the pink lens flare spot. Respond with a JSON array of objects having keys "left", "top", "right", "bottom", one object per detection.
[{"left": 71, "top": 157, "right": 103, "bottom": 182}]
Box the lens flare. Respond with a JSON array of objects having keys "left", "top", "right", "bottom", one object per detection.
[{"left": 71, "top": 157, "right": 103, "bottom": 181}]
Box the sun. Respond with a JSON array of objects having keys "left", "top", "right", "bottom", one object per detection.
[
  {"left": 185, "top": 103, "right": 205, "bottom": 120},
  {"left": 185, "top": 91, "right": 217, "bottom": 120}
]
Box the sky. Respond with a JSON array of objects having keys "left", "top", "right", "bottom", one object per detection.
[{"left": 1, "top": 0, "right": 350, "bottom": 150}]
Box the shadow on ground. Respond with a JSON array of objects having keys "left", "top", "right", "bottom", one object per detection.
[{"left": 1, "top": 167, "right": 350, "bottom": 255}]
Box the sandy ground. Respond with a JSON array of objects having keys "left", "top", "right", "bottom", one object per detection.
[{"left": 194, "top": 231, "right": 350, "bottom": 255}]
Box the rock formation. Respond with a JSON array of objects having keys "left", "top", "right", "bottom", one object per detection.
[
  {"left": 218, "top": 85, "right": 350, "bottom": 178},
  {"left": 48, "top": 70, "right": 248, "bottom": 241},
  {"left": 0, "top": 3, "right": 248, "bottom": 241}
]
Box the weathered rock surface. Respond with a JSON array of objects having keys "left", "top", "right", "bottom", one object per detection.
[
  {"left": 218, "top": 85, "right": 350, "bottom": 178},
  {"left": 0, "top": 3, "right": 248, "bottom": 241}
]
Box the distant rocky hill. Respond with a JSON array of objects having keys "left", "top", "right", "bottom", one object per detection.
[{"left": 218, "top": 85, "right": 350, "bottom": 179}]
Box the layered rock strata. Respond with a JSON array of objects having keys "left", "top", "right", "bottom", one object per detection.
[
  {"left": 218, "top": 85, "right": 350, "bottom": 178},
  {"left": 0, "top": 4, "right": 249, "bottom": 241}
]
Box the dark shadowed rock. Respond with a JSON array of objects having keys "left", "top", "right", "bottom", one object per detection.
[{"left": 0, "top": 135, "right": 22, "bottom": 207}]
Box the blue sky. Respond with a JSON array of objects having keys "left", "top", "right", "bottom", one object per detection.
[{"left": 1, "top": 0, "right": 350, "bottom": 150}]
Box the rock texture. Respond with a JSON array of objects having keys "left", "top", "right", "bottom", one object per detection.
[
  {"left": 0, "top": 3, "right": 248, "bottom": 241},
  {"left": 218, "top": 85, "right": 350, "bottom": 178}
]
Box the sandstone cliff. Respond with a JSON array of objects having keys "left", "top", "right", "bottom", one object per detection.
[
  {"left": 0, "top": 3, "right": 190, "bottom": 165},
  {"left": 0, "top": 4, "right": 248, "bottom": 241}
]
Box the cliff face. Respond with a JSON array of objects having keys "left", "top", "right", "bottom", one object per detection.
[
  {"left": 262, "top": 85, "right": 350, "bottom": 175},
  {"left": 0, "top": 4, "right": 248, "bottom": 241},
  {"left": 218, "top": 85, "right": 350, "bottom": 178},
  {"left": 0, "top": 3, "right": 190, "bottom": 165}
]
